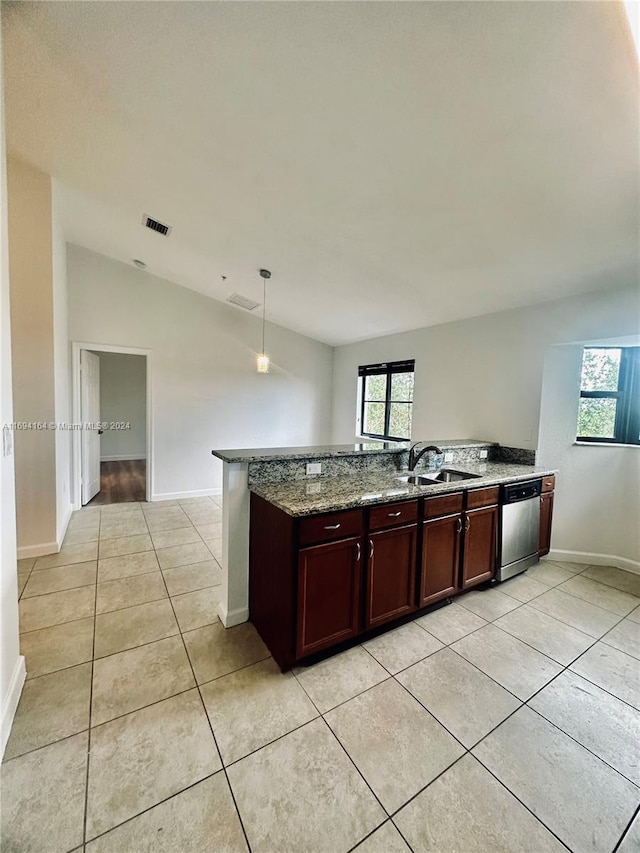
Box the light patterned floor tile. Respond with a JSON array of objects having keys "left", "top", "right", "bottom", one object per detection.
[
  {"left": 96, "top": 572, "right": 167, "bottom": 614},
  {"left": 91, "top": 635, "right": 195, "bottom": 725},
  {"left": 326, "top": 679, "right": 463, "bottom": 813},
  {"left": 397, "top": 647, "right": 520, "bottom": 747},
  {"left": 457, "top": 588, "right": 521, "bottom": 621},
  {"left": 22, "top": 561, "right": 97, "bottom": 598},
  {"left": 0, "top": 732, "right": 88, "bottom": 853},
  {"left": 97, "top": 550, "right": 159, "bottom": 582},
  {"left": 395, "top": 754, "right": 566, "bottom": 853},
  {"left": 473, "top": 707, "right": 640, "bottom": 853},
  {"left": 86, "top": 690, "right": 220, "bottom": 840},
  {"left": 34, "top": 541, "right": 99, "bottom": 570},
  {"left": 228, "top": 718, "right": 385, "bottom": 853},
  {"left": 558, "top": 574, "right": 640, "bottom": 616},
  {"left": 582, "top": 565, "right": 640, "bottom": 597},
  {"left": 529, "top": 587, "right": 620, "bottom": 638},
  {"left": 451, "top": 624, "right": 562, "bottom": 700},
  {"left": 183, "top": 621, "right": 270, "bottom": 684},
  {"left": 494, "top": 604, "right": 593, "bottom": 665},
  {"left": 99, "top": 516, "right": 148, "bottom": 540},
  {"left": 171, "top": 585, "right": 221, "bottom": 632},
  {"left": 150, "top": 526, "right": 201, "bottom": 550},
  {"left": 353, "top": 822, "right": 411, "bottom": 853},
  {"left": 85, "top": 773, "right": 247, "bottom": 853},
  {"left": 530, "top": 670, "right": 640, "bottom": 786},
  {"left": 98, "top": 533, "right": 153, "bottom": 559},
  {"left": 571, "top": 643, "right": 640, "bottom": 710},
  {"left": 156, "top": 541, "right": 213, "bottom": 570},
  {"left": 602, "top": 618, "right": 640, "bottom": 660},
  {"left": 4, "top": 663, "right": 92, "bottom": 760},
  {"left": 526, "top": 561, "right": 577, "bottom": 587},
  {"left": 498, "top": 573, "right": 549, "bottom": 603},
  {"left": 94, "top": 599, "right": 179, "bottom": 658},
  {"left": 363, "top": 621, "right": 443, "bottom": 674},
  {"left": 294, "top": 646, "right": 388, "bottom": 713},
  {"left": 201, "top": 658, "right": 317, "bottom": 765},
  {"left": 162, "top": 560, "right": 221, "bottom": 595},
  {"left": 415, "top": 601, "right": 487, "bottom": 644},
  {"left": 21, "top": 617, "right": 95, "bottom": 679},
  {"left": 19, "top": 585, "right": 95, "bottom": 633}
]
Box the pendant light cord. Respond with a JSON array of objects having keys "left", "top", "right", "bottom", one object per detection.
[{"left": 262, "top": 275, "right": 266, "bottom": 354}]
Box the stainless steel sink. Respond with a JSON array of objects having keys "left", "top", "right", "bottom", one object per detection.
[
  {"left": 431, "top": 469, "right": 481, "bottom": 482},
  {"left": 397, "top": 468, "right": 481, "bottom": 486}
]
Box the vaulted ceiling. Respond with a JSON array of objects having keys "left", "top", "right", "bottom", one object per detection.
[{"left": 3, "top": 1, "right": 638, "bottom": 345}]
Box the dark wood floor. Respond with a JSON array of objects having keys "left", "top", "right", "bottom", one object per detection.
[{"left": 86, "top": 459, "right": 146, "bottom": 505}]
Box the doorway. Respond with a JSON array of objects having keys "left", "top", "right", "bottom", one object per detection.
[{"left": 72, "top": 343, "right": 152, "bottom": 508}]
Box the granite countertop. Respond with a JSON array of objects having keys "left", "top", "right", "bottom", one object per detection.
[
  {"left": 212, "top": 438, "right": 495, "bottom": 463},
  {"left": 249, "top": 461, "right": 555, "bottom": 516}
]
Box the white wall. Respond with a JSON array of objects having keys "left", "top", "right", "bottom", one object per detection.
[
  {"left": 68, "top": 245, "right": 334, "bottom": 499},
  {"left": 52, "top": 182, "right": 72, "bottom": 542},
  {"left": 332, "top": 285, "right": 640, "bottom": 565},
  {"left": 7, "top": 157, "right": 58, "bottom": 554},
  {"left": 0, "top": 19, "right": 25, "bottom": 757},
  {"left": 538, "top": 342, "right": 640, "bottom": 569},
  {"left": 96, "top": 351, "right": 146, "bottom": 461}
]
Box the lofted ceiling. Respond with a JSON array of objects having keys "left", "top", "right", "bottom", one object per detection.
[{"left": 3, "top": 1, "right": 638, "bottom": 346}]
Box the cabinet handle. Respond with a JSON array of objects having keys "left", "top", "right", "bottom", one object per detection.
[
  {"left": 465, "top": 517, "right": 470, "bottom": 532},
  {"left": 324, "top": 523, "right": 341, "bottom": 530},
  {"left": 355, "top": 542, "right": 361, "bottom": 562},
  {"left": 369, "top": 539, "right": 374, "bottom": 559},
  {"left": 456, "top": 518, "right": 462, "bottom": 534},
  {"left": 387, "top": 511, "right": 402, "bottom": 517}
]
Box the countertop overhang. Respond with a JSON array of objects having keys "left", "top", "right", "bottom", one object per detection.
[
  {"left": 249, "top": 461, "right": 555, "bottom": 517},
  {"left": 212, "top": 439, "right": 496, "bottom": 464}
]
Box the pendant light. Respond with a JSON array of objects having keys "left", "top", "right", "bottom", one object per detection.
[{"left": 256, "top": 268, "right": 271, "bottom": 374}]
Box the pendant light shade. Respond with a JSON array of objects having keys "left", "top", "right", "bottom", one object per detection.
[{"left": 257, "top": 268, "right": 271, "bottom": 374}]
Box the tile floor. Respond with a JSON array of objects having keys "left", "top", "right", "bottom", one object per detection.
[{"left": 2, "top": 501, "right": 640, "bottom": 853}]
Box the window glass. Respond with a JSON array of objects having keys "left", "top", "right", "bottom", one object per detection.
[
  {"left": 358, "top": 360, "right": 415, "bottom": 440},
  {"left": 364, "top": 374, "right": 386, "bottom": 402},
  {"left": 363, "top": 402, "right": 386, "bottom": 436},
  {"left": 389, "top": 402, "right": 412, "bottom": 439},
  {"left": 580, "top": 349, "right": 621, "bottom": 392},
  {"left": 390, "top": 372, "right": 414, "bottom": 402},
  {"left": 577, "top": 399, "right": 617, "bottom": 439}
]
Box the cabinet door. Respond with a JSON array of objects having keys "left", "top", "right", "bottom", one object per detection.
[
  {"left": 539, "top": 491, "right": 554, "bottom": 556},
  {"left": 297, "top": 536, "right": 362, "bottom": 658},
  {"left": 420, "top": 514, "right": 462, "bottom": 607},
  {"left": 461, "top": 505, "right": 498, "bottom": 590},
  {"left": 365, "top": 524, "right": 417, "bottom": 629}
]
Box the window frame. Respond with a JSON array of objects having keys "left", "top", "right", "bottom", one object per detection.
[
  {"left": 577, "top": 346, "right": 640, "bottom": 445},
  {"left": 358, "top": 359, "right": 415, "bottom": 441}
]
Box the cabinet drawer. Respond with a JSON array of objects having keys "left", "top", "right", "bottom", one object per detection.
[
  {"left": 298, "top": 508, "right": 363, "bottom": 546},
  {"left": 424, "top": 492, "right": 463, "bottom": 519},
  {"left": 542, "top": 475, "right": 555, "bottom": 493},
  {"left": 466, "top": 486, "right": 499, "bottom": 509},
  {"left": 369, "top": 500, "right": 418, "bottom": 530}
]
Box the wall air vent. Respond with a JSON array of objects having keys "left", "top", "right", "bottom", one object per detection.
[
  {"left": 142, "top": 214, "right": 172, "bottom": 236},
  {"left": 226, "top": 293, "right": 260, "bottom": 311}
]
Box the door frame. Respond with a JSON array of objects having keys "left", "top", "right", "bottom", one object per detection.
[{"left": 71, "top": 341, "right": 153, "bottom": 509}]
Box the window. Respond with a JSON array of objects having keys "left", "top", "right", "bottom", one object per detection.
[
  {"left": 577, "top": 347, "right": 640, "bottom": 445},
  {"left": 358, "top": 360, "right": 415, "bottom": 440}
]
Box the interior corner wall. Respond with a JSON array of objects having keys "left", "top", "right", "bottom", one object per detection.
[
  {"left": 67, "top": 245, "right": 334, "bottom": 499},
  {"left": 7, "top": 157, "right": 57, "bottom": 555},
  {"left": 0, "top": 19, "right": 25, "bottom": 757},
  {"left": 97, "top": 352, "right": 147, "bottom": 461},
  {"left": 52, "top": 182, "right": 72, "bottom": 542}
]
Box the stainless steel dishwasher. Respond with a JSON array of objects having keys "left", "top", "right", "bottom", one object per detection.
[{"left": 497, "top": 480, "right": 542, "bottom": 582}]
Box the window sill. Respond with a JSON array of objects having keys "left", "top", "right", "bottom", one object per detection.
[{"left": 573, "top": 441, "right": 639, "bottom": 449}]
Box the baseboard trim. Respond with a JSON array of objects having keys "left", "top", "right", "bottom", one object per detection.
[
  {"left": 151, "top": 488, "right": 222, "bottom": 501},
  {"left": 17, "top": 540, "right": 59, "bottom": 560},
  {"left": 547, "top": 549, "right": 640, "bottom": 576},
  {"left": 1, "top": 655, "right": 26, "bottom": 759},
  {"left": 217, "top": 602, "right": 249, "bottom": 628},
  {"left": 56, "top": 502, "right": 73, "bottom": 550},
  {"left": 100, "top": 455, "right": 147, "bottom": 462}
]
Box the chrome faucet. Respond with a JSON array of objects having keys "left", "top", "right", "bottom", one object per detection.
[{"left": 407, "top": 443, "right": 444, "bottom": 471}]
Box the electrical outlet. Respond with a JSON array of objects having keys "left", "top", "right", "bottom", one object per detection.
[
  {"left": 306, "top": 462, "right": 322, "bottom": 476},
  {"left": 443, "top": 451, "right": 454, "bottom": 463},
  {"left": 480, "top": 449, "right": 488, "bottom": 459}
]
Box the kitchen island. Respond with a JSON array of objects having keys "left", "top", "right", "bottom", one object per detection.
[{"left": 212, "top": 439, "right": 555, "bottom": 633}]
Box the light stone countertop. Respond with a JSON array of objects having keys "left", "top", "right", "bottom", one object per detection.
[
  {"left": 249, "top": 461, "right": 555, "bottom": 517},
  {"left": 212, "top": 439, "right": 496, "bottom": 463}
]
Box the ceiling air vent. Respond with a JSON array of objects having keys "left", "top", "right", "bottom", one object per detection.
[
  {"left": 226, "top": 293, "right": 260, "bottom": 311},
  {"left": 142, "top": 214, "right": 172, "bottom": 236}
]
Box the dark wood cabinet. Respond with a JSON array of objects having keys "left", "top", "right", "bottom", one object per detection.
[
  {"left": 365, "top": 523, "right": 417, "bottom": 629},
  {"left": 461, "top": 504, "right": 498, "bottom": 590},
  {"left": 539, "top": 490, "right": 554, "bottom": 556},
  {"left": 297, "top": 536, "right": 362, "bottom": 658},
  {"left": 420, "top": 513, "right": 461, "bottom": 606}
]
